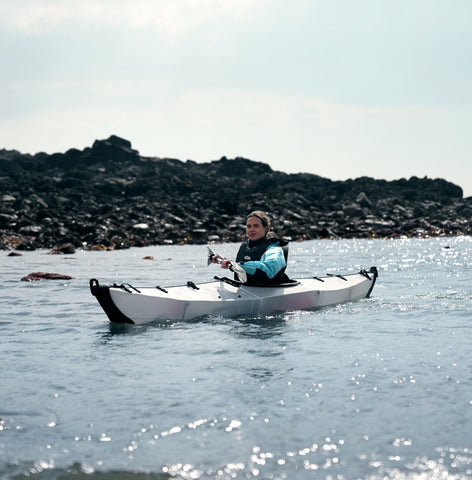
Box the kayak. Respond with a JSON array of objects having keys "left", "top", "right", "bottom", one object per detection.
[{"left": 89, "top": 267, "right": 378, "bottom": 324}]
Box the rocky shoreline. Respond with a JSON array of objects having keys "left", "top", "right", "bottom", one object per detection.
[{"left": 1, "top": 135, "right": 471, "bottom": 252}]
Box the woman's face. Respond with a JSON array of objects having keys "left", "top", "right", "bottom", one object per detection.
[{"left": 246, "top": 216, "right": 268, "bottom": 241}]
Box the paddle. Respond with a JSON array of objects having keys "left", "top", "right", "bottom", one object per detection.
[{"left": 207, "top": 247, "right": 247, "bottom": 283}]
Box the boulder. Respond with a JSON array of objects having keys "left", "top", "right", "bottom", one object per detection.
[
  {"left": 49, "top": 243, "right": 76, "bottom": 254},
  {"left": 21, "top": 272, "right": 75, "bottom": 281}
]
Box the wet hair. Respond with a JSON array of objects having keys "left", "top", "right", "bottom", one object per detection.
[{"left": 246, "top": 210, "right": 274, "bottom": 237}]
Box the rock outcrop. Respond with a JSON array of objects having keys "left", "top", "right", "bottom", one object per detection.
[
  {"left": 1, "top": 135, "right": 471, "bottom": 250},
  {"left": 20, "top": 272, "right": 75, "bottom": 281}
]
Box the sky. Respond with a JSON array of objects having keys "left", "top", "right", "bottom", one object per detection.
[{"left": 1, "top": 0, "right": 471, "bottom": 196}]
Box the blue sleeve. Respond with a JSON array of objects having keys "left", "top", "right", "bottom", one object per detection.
[{"left": 239, "top": 245, "right": 286, "bottom": 279}]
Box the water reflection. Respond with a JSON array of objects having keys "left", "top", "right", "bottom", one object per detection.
[
  {"left": 104, "top": 322, "right": 154, "bottom": 338},
  {"left": 97, "top": 313, "right": 287, "bottom": 342},
  {"left": 227, "top": 315, "right": 288, "bottom": 340},
  {"left": 97, "top": 320, "right": 174, "bottom": 342},
  {"left": 102, "top": 317, "right": 191, "bottom": 336}
]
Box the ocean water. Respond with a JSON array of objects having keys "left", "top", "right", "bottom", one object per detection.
[{"left": 1, "top": 237, "right": 472, "bottom": 480}]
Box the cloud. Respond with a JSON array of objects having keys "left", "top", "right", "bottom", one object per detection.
[{"left": 0, "top": 0, "right": 267, "bottom": 36}]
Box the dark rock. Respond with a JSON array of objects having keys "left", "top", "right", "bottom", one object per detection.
[
  {"left": 15, "top": 241, "right": 36, "bottom": 251},
  {"left": 343, "top": 204, "right": 364, "bottom": 218},
  {"left": 356, "top": 192, "right": 372, "bottom": 208},
  {"left": 21, "top": 272, "right": 75, "bottom": 281},
  {"left": 49, "top": 243, "right": 76, "bottom": 254}
]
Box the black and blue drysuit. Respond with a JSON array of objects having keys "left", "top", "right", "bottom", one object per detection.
[{"left": 235, "top": 237, "right": 291, "bottom": 285}]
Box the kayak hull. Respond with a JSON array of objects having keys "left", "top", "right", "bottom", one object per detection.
[{"left": 90, "top": 267, "right": 378, "bottom": 325}]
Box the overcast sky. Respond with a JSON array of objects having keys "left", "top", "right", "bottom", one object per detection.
[{"left": 1, "top": 0, "right": 471, "bottom": 196}]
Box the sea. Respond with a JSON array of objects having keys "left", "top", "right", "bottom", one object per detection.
[{"left": 1, "top": 237, "right": 471, "bottom": 480}]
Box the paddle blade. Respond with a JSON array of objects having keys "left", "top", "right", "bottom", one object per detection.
[
  {"left": 228, "top": 261, "right": 247, "bottom": 283},
  {"left": 207, "top": 247, "right": 215, "bottom": 265}
]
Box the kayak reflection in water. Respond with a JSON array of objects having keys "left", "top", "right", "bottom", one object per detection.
[{"left": 211, "top": 210, "right": 293, "bottom": 286}]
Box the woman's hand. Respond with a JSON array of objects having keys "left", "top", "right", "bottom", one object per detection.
[
  {"left": 211, "top": 253, "right": 223, "bottom": 264},
  {"left": 211, "top": 254, "right": 233, "bottom": 269}
]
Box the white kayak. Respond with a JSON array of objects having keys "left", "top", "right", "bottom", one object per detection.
[{"left": 90, "top": 267, "right": 378, "bottom": 324}]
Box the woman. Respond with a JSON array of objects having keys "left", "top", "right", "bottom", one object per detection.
[{"left": 212, "top": 210, "right": 291, "bottom": 285}]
